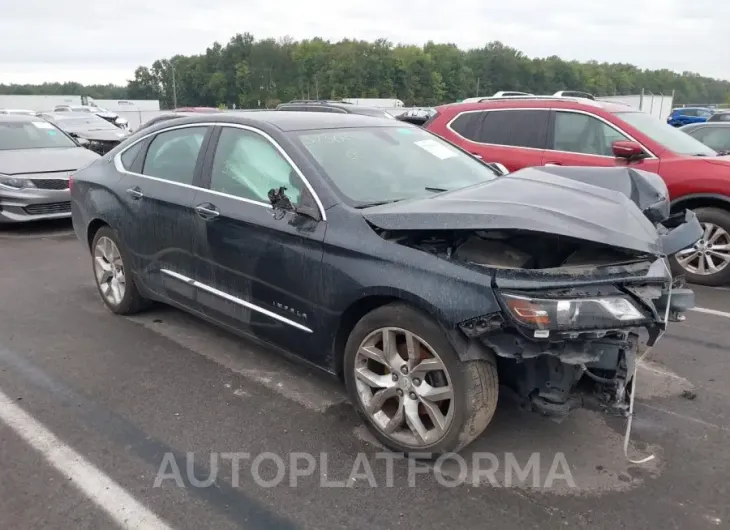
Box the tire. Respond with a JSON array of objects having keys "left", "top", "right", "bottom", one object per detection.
[
  {"left": 90, "top": 226, "right": 150, "bottom": 314},
  {"left": 343, "top": 302, "right": 498, "bottom": 456},
  {"left": 671, "top": 207, "right": 730, "bottom": 286}
]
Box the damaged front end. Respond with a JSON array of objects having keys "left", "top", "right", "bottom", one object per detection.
[{"left": 364, "top": 166, "right": 702, "bottom": 420}]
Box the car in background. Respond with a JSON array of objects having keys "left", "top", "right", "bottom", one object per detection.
[
  {"left": 0, "top": 114, "right": 99, "bottom": 223},
  {"left": 53, "top": 104, "right": 130, "bottom": 131},
  {"left": 425, "top": 96, "right": 730, "bottom": 285},
  {"left": 667, "top": 107, "right": 714, "bottom": 127},
  {"left": 173, "top": 107, "right": 224, "bottom": 113},
  {"left": 394, "top": 107, "right": 437, "bottom": 126},
  {"left": 707, "top": 110, "right": 730, "bottom": 123},
  {"left": 71, "top": 111, "right": 696, "bottom": 455},
  {"left": 40, "top": 112, "right": 132, "bottom": 155},
  {"left": 680, "top": 123, "right": 730, "bottom": 154},
  {"left": 276, "top": 100, "right": 395, "bottom": 119},
  {"left": 0, "top": 109, "right": 38, "bottom": 116}
]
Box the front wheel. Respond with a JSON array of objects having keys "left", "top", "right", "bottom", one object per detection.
[
  {"left": 91, "top": 226, "right": 150, "bottom": 314},
  {"left": 343, "top": 303, "right": 499, "bottom": 455},
  {"left": 672, "top": 207, "right": 730, "bottom": 286}
]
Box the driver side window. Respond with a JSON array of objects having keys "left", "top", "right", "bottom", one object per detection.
[
  {"left": 553, "top": 112, "right": 629, "bottom": 156},
  {"left": 210, "top": 127, "right": 302, "bottom": 204}
]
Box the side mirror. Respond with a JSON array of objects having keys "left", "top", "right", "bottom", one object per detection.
[
  {"left": 612, "top": 140, "right": 645, "bottom": 161},
  {"left": 267, "top": 186, "right": 321, "bottom": 221}
]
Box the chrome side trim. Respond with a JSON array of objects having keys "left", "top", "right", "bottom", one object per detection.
[
  {"left": 444, "top": 107, "right": 658, "bottom": 160},
  {"left": 113, "top": 121, "right": 327, "bottom": 220},
  {"left": 160, "top": 268, "right": 313, "bottom": 333}
]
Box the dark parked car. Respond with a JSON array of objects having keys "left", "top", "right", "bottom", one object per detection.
[
  {"left": 707, "top": 110, "right": 730, "bottom": 123},
  {"left": 71, "top": 112, "right": 698, "bottom": 454},
  {"left": 40, "top": 112, "right": 132, "bottom": 154},
  {"left": 680, "top": 123, "right": 730, "bottom": 154},
  {"left": 276, "top": 100, "right": 395, "bottom": 119},
  {"left": 0, "top": 114, "right": 99, "bottom": 223}
]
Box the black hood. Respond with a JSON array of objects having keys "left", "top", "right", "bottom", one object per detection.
[{"left": 362, "top": 167, "right": 663, "bottom": 255}]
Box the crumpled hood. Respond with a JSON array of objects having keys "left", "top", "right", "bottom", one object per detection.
[
  {"left": 362, "top": 167, "right": 663, "bottom": 255},
  {"left": 62, "top": 126, "right": 130, "bottom": 142},
  {"left": 0, "top": 147, "right": 100, "bottom": 175}
]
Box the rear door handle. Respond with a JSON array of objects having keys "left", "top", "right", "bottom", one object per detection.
[
  {"left": 126, "top": 186, "right": 144, "bottom": 199},
  {"left": 195, "top": 203, "right": 220, "bottom": 220}
]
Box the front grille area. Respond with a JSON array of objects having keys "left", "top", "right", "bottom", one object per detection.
[
  {"left": 23, "top": 201, "right": 72, "bottom": 215},
  {"left": 32, "top": 179, "right": 69, "bottom": 190}
]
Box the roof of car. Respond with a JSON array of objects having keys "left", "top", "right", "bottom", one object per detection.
[
  {"left": 436, "top": 97, "right": 633, "bottom": 114},
  {"left": 139, "top": 111, "right": 401, "bottom": 133},
  {"left": 0, "top": 114, "right": 45, "bottom": 123},
  {"left": 683, "top": 122, "right": 730, "bottom": 129},
  {"left": 277, "top": 101, "right": 384, "bottom": 112}
]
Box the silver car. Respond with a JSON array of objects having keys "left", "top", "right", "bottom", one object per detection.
[{"left": 0, "top": 114, "right": 100, "bottom": 223}]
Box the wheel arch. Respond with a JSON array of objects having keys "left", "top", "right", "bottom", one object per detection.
[
  {"left": 670, "top": 193, "right": 730, "bottom": 214},
  {"left": 331, "top": 289, "right": 495, "bottom": 379},
  {"left": 86, "top": 218, "right": 110, "bottom": 249}
]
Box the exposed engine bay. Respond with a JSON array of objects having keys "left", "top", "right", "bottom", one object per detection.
[
  {"left": 373, "top": 225, "right": 695, "bottom": 420},
  {"left": 373, "top": 227, "right": 649, "bottom": 270}
]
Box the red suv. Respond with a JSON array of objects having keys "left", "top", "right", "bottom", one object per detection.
[{"left": 426, "top": 97, "right": 730, "bottom": 286}]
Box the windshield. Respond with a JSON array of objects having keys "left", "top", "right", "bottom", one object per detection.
[
  {"left": 54, "top": 114, "right": 118, "bottom": 129},
  {"left": 0, "top": 120, "right": 77, "bottom": 150},
  {"left": 289, "top": 126, "right": 500, "bottom": 206},
  {"left": 615, "top": 111, "right": 717, "bottom": 156}
]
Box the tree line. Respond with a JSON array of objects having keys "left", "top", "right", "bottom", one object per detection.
[{"left": 3, "top": 34, "right": 729, "bottom": 109}]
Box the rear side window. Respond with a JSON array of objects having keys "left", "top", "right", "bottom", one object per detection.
[
  {"left": 120, "top": 141, "right": 144, "bottom": 170},
  {"left": 142, "top": 127, "right": 207, "bottom": 185},
  {"left": 680, "top": 109, "right": 697, "bottom": 117},
  {"left": 710, "top": 113, "right": 730, "bottom": 122},
  {"left": 449, "top": 112, "right": 484, "bottom": 141},
  {"left": 451, "top": 109, "right": 549, "bottom": 149}
]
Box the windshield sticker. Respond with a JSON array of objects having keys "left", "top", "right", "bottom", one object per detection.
[
  {"left": 47, "top": 130, "right": 57, "bottom": 135},
  {"left": 414, "top": 139, "right": 457, "bottom": 160},
  {"left": 32, "top": 121, "right": 54, "bottom": 129},
  {"left": 396, "top": 128, "right": 413, "bottom": 135}
]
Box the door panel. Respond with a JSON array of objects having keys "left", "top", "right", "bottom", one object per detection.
[
  {"left": 117, "top": 125, "right": 211, "bottom": 304},
  {"left": 192, "top": 126, "right": 327, "bottom": 362}
]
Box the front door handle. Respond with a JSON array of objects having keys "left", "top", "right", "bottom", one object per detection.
[
  {"left": 126, "top": 186, "right": 144, "bottom": 199},
  {"left": 195, "top": 203, "right": 220, "bottom": 220}
]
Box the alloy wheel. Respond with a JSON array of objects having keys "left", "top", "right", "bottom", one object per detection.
[
  {"left": 353, "top": 327, "right": 455, "bottom": 447},
  {"left": 93, "top": 236, "right": 126, "bottom": 305},
  {"left": 676, "top": 222, "right": 730, "bottom": 276}
]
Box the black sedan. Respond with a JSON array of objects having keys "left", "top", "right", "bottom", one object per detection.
[{"left": 71, "top": 112, "right": 699, "bottom": 455}]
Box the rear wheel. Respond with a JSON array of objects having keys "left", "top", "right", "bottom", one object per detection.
[
  {"left": 673, "top": 207, "right": 730, "bottom": 286},
  {"left": 91, "top": 226, "right": 149, "bottom": 314},
  {"left": 343, "top": 303, "right": 498, "bottom": 455}
]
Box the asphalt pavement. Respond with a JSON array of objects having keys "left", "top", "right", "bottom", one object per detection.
[{"left": 1, "top": 220, "right": 728, "bottom": 530}]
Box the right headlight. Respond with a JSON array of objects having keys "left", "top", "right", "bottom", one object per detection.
[
  {"left": 500, "top": 292, "right": 648, "bottom": 331},
  {"left": 0, "top": 174, "right": 36, "bottom": 190}
]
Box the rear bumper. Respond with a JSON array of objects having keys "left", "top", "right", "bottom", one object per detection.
[{"left": 0, "top": 187, "right": 71, "bottom": 223}]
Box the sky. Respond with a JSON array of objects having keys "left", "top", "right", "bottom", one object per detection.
[{"left": 1, "top": 0, "right": 729, "bottom": 86}]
